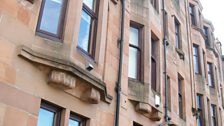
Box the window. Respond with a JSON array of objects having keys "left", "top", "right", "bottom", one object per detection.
[
  {"left": 78, "top": 0, "right": 99, "bottom": 57},
  {"left": 207, "top": 63, "right": 214, "bottom": 87},
  {"left": 203, "top": 26, "right": 209, "bottom": 46},
  {"left": 37, "top": 101, "right": 62, "bottom": 126},
  {"left": 151, "top": 0, "right": 158, "bottom": 11},
  {"left": 189, "top": 4, "right": 196, "bottom": 26},
  {"left": 178, "top": 74, "right": 184, "bottom": 119},
  {"left": 151, "top": 33, "right": 158, "bottom": 91},
  {"left": 69, "top": 113, "right": 87, "bottom": 126},
  {"left": 36, "top": 0, "right": 68, "bottom": 40},
  {"left": 196, "top": 94, "right": 204, "bottom": 126},
  {"left": 128, "top": 23, "right": 143, "bottom": 80},
  {"left": 175, "top": 19, "right": 181, "bottom": 49},
  {"left": 133, "top": 122, "right": 142, "bottom": 126},
  {"left": 211, "top": 104, "right": 217, "bottom": 126},
  {"left": 193, "top": 45, "right": 200, "bottom": 74}
]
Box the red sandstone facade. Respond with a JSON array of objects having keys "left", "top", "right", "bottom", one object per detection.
[{"left": 0, "top": 0, "right": 223, "bottom": 126}]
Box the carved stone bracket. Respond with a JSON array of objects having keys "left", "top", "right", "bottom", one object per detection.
[
  {"left": 48, "top": 70, "right": 76, "bottom": 89},
  {"left": 176, "top": 48, "right": 185, "bottom": 60},
  {"left": 136, "top": 102, "right": 152, "bottom": 114},
  {"left": 149, "top": 109, "right": 162, "bottom": 121},
  {"left": 81, "top": 88, "right": 100, "bottom": 104},
  {"left": 18, "top": 46, "right": 112, "bottom": 104}
]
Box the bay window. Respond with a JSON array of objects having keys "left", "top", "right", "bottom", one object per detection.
[{"left": 78, "top": 0, "right": 99, "bottom": 57}]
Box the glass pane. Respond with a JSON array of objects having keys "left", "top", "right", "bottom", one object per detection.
[
  {"left": 69, "top": 119, "right": 79, "bottom": 126},
  {"left": 40, "top": 0, "right": 63, "bottom": 34},
  {"left": 193, "top": 46, "right": 197, "bottom": 55},
  {"left": 128, "top": 47, "right": 138, "bottom": 79},
  {"left": 196, "top": 95, "right": 201, "bottom": 108},
  {"left": 208, "top": 74, "right": 212, "bottom": 86},
  {"left": 37, "top": 108, "right": 55, "bottom": 126},
  {"left": 175, "top": 34, "right": 179, "bottom": 48},
  {"left": 151, "top": 58, "right": 157, "bottom": 91},
  {"left": 194, "top": 56, "right": 199, "bottom": 73},
  {"left": 189, "top": 6, "right": 193, "bottom": 14},
  {"left": 207, "top": 64, "right": 210, "bottom": 72},
  {"left": 78, "top": 10, "right": 92, "bottom": 52},
  {"left": 197, "top": 118, "right": 202, "bottom": 126},
  {"left": 175, "top": 22, "right": 179, "bottom": 33},
  {"left": 129, "top": 27, "right": 139, "bottom": 47},
  {"left": 83, "top": 0, "right": 95, "bottom": 11}
]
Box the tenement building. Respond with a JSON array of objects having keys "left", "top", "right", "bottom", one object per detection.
[{"left": 0, "top": 0, "right": 224, "bottom": 126}]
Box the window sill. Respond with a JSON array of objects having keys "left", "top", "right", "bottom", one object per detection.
[
  {"left": 175, "top": 48, "right": 184, "bottom": 60},
  {"left": 36, "top": 32, "right": 62, "bottom": 43},
  {"left": 76, "top": 46, "right": 96, "bottom": 64}
]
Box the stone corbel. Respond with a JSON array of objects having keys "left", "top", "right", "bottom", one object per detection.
[
  {"left": 176, "top": 48, "right": 185, "bottom": 60},
  {"left": 48, "top": 70, "right": 76, "bottom": 89},
  {"left": 135, "top": 102, "right": 152, "bottom": 114},
  {"left": 149, "top": 110, "right": 162, "bottom": 121},
  {"left": 81, "top": 88, "right": 100, "bottom": 104}
]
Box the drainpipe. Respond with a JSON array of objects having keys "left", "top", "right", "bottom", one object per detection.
[
  {"left": 162, "top": 0, "right": 169, "bottom": 123},
  {"left": 115, "top": 0, "right": 125, "bottom": 126}
]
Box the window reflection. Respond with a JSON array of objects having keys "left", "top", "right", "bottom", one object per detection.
[
  {"left": 78, "top": 10, "right": 92, "bottom": 52},
  {"left": 77, "top": 0, "right": 98, "bottom": 56},
  {"left": 129, "top": 27, "right": 139, "bottom": 46},
  {"left": 37, "top": 108, "right": 55, "bottom": 126},
  {"left": 128, "top": 25, "right": 141, "bottom": 80},
  {"left": 40, "top": 0, "right": 63, "bottom": 34},
  {"left": 83, "top": 0, "right": 95, "bottom": 11},
  {"left": 69, "top": 119, "right": 79, "bottom": 126},
  {"left": 128, "top": 47, "right": 138, "bottom": 79}
]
